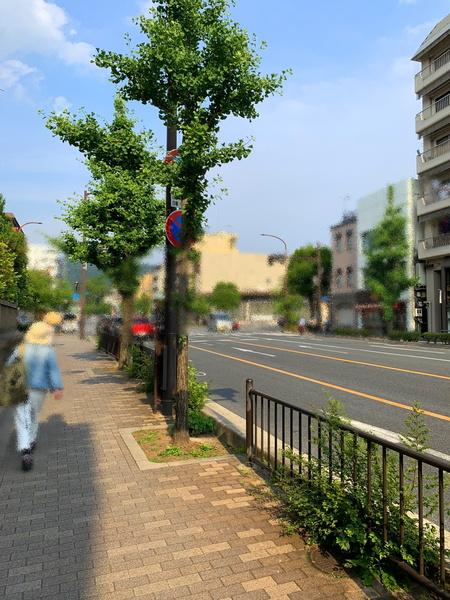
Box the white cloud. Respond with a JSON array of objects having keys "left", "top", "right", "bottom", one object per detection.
[
  {"left": 399, "top": 0, "right": 419, "bottom": 5},
  {"left": 0, "top": 59, "right": 36, "bottom": 89},
  {"left": 0, "top": 0, "right": 94, "bottom": 66},
  {"left": 405, "top": 21, "right": 434, "bottom": 37},
  {"left": 52, "top": 95, "right": 71, "bottom": 113}
]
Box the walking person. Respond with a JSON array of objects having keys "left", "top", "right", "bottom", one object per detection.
[
  {"left": 298, "top": 316, "right": 306, "bottom": 335},
  {"left": 8, "top": 321, "right": 64, "bottom": 471}
]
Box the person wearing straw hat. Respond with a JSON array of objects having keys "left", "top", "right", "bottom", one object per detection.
[{"left": 9, "top": 321, "right": 64, "bottom": 471}]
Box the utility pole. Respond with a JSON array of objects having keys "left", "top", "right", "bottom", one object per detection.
[
  {"left": 316, "top": 242, "right": 323, "bottom": 329},
  {"left": 161, "top": 125, "right": 178, "bottom": 417},
  {"left": 78, "top": 190, "right": 89, "bottom": 340}
]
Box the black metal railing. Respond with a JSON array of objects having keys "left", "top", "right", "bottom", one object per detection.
[
  {"left": 245, "top": 379, "right": 450, "bottom": 598},
  {"left": 98, "top": 331, "right": 154, "bottom": 361}
]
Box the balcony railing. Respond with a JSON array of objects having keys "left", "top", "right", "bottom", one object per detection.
[
  {"left": 418, "top": 138, "right": 450, "bottom": 164},
  {"left": 422, "top": 232, "right": 450, "bottom": 249},
  {"left": 417, "top": 92, "right": 450, "bottom": 121},
  {"left": 416, "top": 49, "right": 450, "bottom": 83}
]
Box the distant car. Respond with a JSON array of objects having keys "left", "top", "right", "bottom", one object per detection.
[
  {"left": 61, "top": 313, "right": 78, "bottom": 334},
  {"left": 131, "top": 317, "right": 155, "bottom": 339},
  {"left": 207, "top": 312, "right": 232, "bottom": 333}
]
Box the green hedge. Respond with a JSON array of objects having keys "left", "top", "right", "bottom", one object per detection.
[
  {"left": 423, "top": 332, "right": 450, "bottom": 344},
  {"left": 332, "top": 327, "right": 371, "bottom": 338},
  {"left": 388, "top": 331, "right": 421, "bottom": 342}
]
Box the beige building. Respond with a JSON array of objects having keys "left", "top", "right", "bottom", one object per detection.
[
  {"left": 413, "top": 14, "right": 450, "bottom": 332},
  {"left": 330, "top": 212, "right": 358, "bottom": 327},
  {"left": 154, "top": 232, "right": 286, "bottom": 322}
]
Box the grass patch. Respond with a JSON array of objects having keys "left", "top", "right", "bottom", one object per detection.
[{"left": 132, "top": 428, "right": 230, "bottom": 463}]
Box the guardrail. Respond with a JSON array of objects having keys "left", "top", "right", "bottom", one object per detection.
[{"left": 245, "top": 379, "right": 450, "bottom": 598}]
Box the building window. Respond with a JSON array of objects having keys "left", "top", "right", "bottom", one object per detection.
[
  {"left": 346, "top": 229, "right": 353, "bottom": 250},
  {"left": 435, "top": 134, "right": 450, "bottom": 147},
  {"left": 335, "top": 233, "right": 342, "bottom": 252},
  {"left": 361, "top": 230, "right": 372, "bottom": 251},
  {"left": 346, "top": 267, "right": 353, "bottom": 288},
  {"left": 336, "top": 269, "right": 343, "bottom": 289}
]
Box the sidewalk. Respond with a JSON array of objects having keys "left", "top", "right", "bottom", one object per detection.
[{"left": 0, "top": 336, "right": 381, "bottom": 600}]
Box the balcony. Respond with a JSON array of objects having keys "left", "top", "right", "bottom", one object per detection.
[
  {"left": 417, "top": 139, "right": 450, "bottom": 175},
  {"left": 416, "top": 93, "right": 450, "bottom": 136},
  {"left": 418, "top": 232, "right": 450, "bottom": 260},
  {"left": 415, "top": 49, "right": 450, "bottom": 95},
  {"left": 417, "top": 192, "right": 450, "bottom": 217}
]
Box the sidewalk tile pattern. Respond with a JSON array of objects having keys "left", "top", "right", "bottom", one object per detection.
[{"left": 0, "top": 337, "right": 377, "bottom": 599}]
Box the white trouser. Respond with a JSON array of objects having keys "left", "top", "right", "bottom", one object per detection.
[{"left": 14, "top": 389, "right": 46, "bottom": 453}]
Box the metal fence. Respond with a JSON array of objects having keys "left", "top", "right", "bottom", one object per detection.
[{"left": 245, "top": 379, "right": 450, "bottom": 598}]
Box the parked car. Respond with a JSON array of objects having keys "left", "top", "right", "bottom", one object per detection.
[
  {"left": 206, "top": 312, "right": 233, "bottom": 333},
  {"left": 131, "top": 317, "right": 155, "bottom": 339},
  {"left": 61, "top": 313, "right": 78, "bottom": 334}
]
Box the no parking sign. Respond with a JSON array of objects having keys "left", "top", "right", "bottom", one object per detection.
[{"left": 165, "top": 210, "right": 183, "bottom": 248}]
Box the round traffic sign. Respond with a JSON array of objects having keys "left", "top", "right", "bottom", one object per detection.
[{"left": 165, "top": 210, "right": 183, "bottom": 248}]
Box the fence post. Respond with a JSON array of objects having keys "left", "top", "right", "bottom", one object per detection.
[{"left": 246, "top": 378, "right": 254, "bottom": 460}]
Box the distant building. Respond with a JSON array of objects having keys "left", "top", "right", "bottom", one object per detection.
[
  {"left": 330, "top": 212, "right": 358, "bottom": 328},
  {"left": 27, "top": 244, "right": 64, "bottom": 278},
  {"left": 413, "top": 14, "right": 450, "bottom": 333},
  {"left": 356, "top": 179, "right": 419, "bottom": 332},
  {"left": 5, "top": 213, "right": 21, "bottom": 231},
  {"left": 154, "top": 232, "right": 286, "bottom": 322}
]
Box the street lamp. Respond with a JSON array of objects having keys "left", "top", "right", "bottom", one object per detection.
[
  {"left": 17, "top": 221, "right": 43, "bottom": 232},
  {"left": 260, "top": 233, "right": 288, "bottom": 262}
]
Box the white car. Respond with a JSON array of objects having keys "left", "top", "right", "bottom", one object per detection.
[{"left": 207, "top": 312, "right": 232, "bottom": 333}]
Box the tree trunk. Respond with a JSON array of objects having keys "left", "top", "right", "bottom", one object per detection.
[
  {"left": 174, "top": 247, "right": 190, "bottom": 442},
  {"left": 174, "top": 335, "right": 189, "bottom": 444},
  {"left": 119, "top": 293, "right": 134, "bottom": 369}
]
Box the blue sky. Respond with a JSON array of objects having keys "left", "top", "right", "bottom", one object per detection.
[{"left": 0, "top": 0, "right": 449, "bottom": 259}]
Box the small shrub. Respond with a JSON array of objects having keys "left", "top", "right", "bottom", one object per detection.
[
  {"left": 125, "top": 344, "right": 154, "bottom": 392},
  {"left": 423, "top": 332, "right": 450, "bottom": 344},
  {"left": 388, "top": 330, "right": 420, "bottom": 342},
  {"left": 188, "top": 411, "right": 216, "bottom": 436},
  {"left": 332, "top": 327, "right": 370, "bottom": 338},
  {"left": 187, "top": 363, "right": 208, "bottom": 412}
]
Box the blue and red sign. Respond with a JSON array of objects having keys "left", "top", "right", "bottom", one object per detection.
[
  {"left": 164, "top": 148, "right": 182, "bottom": 164},
  {"left": 165, "top": 210, "right": 183, "bottom": 248}
]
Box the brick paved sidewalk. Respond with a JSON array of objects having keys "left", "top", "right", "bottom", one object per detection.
[{"left": 0, "top": 337, "right": 381, "bottom": 600}]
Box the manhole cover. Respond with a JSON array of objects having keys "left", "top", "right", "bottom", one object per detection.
[{"left": 308, "top": 547, "right": 344, "bottom": 576}]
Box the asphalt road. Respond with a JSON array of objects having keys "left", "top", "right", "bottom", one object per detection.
[{"left": 188, "top": 331, "right": 450, "bottom": 454}]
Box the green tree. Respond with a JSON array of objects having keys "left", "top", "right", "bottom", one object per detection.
[
  {"left": 0, "top": 194, "right": 28, "bottom": 304},
  {"left": 287, "top": 245, "right": 331, "bottom": 317},
  {"left": 0, "top": 241, "right": 17, "bottom": 302},
  {"left": 273, "top": 292, "right": 305, "bottom": 330},
  {"left": 46, "top": 96, "right": 165, "bottom": 366},
  {"left": 135, "top": 293, "right": 152, "bottom": 316},
  {"left": 210, "top": 281, "right": 240, "bottom": 312},
  {"left": 86, "top": 274, "right": 112, "bottom": 315},
  {"left": 189, "top": 293, "right": 210, "bottom": 323},
  {"left": 23, "top": 270, "right": 72, "bottom": 316},
  {"left": 363, "top": 185, "right": 416, "bottom": 335},
  {"left": 94, "top": 0, "right": 288, "bottom": 438}
]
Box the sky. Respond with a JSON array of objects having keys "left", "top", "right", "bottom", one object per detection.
[{"left": 0, "top": 0, "right": 449, "bottom": 261}]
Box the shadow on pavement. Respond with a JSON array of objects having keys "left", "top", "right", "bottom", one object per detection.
[
  {"left": 0, "top": 414, "right": 97, "bottom": 599},
  {"left": 210, "top": 387, "right": 239, "bottom": 402}
]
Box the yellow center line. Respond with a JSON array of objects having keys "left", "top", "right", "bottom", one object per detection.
[
  {"left": 190, "top": 345, "right": 450, "bottom": 423},
  {"left": 219, "top": 340, "right": 450, "bottom": 382}
]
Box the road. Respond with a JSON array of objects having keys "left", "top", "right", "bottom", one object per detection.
[{"left": 188, "top": 331, "right": 450, "bottom": 454}]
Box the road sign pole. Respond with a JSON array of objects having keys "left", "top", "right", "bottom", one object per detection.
[{"left": 161, "top": 125, "right": 178, "bottom": 417}]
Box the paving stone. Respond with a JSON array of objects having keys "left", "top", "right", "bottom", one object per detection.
[{"left": 0, "top": 336, "right": 377, "bottom": 600}]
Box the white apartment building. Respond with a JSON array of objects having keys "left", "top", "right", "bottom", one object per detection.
[
  {"left": 27, "top": 244, "right": 64, "bottom": 278},
  {"left": 413, "top": 14, "right": 450, "bottom": 333},
  {"left": 356, "top": 179, "right": 419, "bottom": 332}
]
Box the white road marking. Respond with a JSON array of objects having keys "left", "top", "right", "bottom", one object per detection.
[
  {"left": 369, "top": 343, "right": 446, "bottom": 355},
  {"left": 236, "top": 338, "right": 450, "bottom": 363},
  {"left": 232, "top": 347, "right": 276, "bottom": 358},
  {"left": 297, "top": 345, "right": 349, "bottom": 355}
]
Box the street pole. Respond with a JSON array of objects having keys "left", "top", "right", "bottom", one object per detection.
[
  {"left": 260, "top": 233, "right": 288, "bottom": 292},
  {"left": 316, "top": 242, "right": 323, "bottom": 329},
  {"left": 78, "top": 191, "right": 89, "bottom": 340},
  {"left": 161, "top": 125, "right": 178, "bottom": 417}
]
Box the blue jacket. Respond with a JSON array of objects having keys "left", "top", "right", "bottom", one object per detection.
[{"left": 8, "top": 344, "right": 63, "bottom": 392}]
